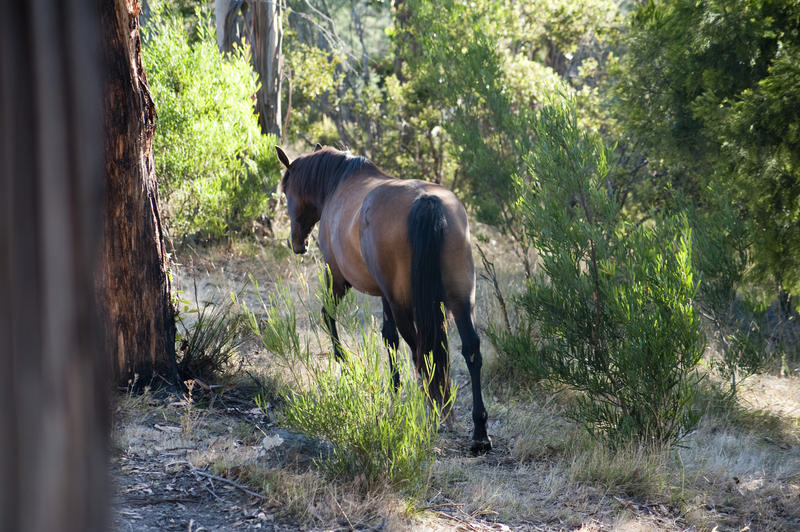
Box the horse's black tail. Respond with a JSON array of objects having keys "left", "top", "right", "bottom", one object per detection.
[{"left": 408, "top": 195, "right": 450, "bottom": 408}]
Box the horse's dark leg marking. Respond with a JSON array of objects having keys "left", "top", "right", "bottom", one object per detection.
[
  {"left": 321, "top": 305, "right": 345, "bottom": 361},
  {"left": 322, "top": 270, "right": 349, "bottom": 361},
  {"left": 392, "top": 308, "right": 417, "bottom": 368},
  {"left": 381, "top": 297, "right": 401, "bottom": 390},
  {"left": 454, "top": 308, "right": 492, "bottom": 454}
]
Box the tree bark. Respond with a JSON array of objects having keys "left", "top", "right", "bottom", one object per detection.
[
  {"left": 0, "top": 2, "right": 108, "bottom": 531},
  {"left": 98, "top": 0, "right": 179, "bottom": 387},
  {"left": 253, "top": 0, "right": 283, "bottom": 137},
  {"left": 216, "top": 0, "right": 251, "bottom": 54},
  {"left": 216, "top": 0, "right": 233, "bottom": 51},
  {"left": 392, "top": 0, "right": 412, "bottom": 82}
]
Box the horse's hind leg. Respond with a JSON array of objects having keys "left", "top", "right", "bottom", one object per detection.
[
  {"left": 454, "top": 307, "right": 492, "bottom": 454},
  {"left": 381, "top": 297, "right": 401, "bottom": 390}
]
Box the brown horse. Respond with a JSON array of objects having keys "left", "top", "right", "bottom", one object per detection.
[{"left": 276, "top": 144, "right": 491, "bottom": 454}]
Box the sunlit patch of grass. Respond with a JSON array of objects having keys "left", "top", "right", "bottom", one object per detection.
[
  {"left": 173, "top": 284, "right": 249, "bottom": 381},
  {"left": 569, "top": 441, "right": 673, "bottom": 501},
  {"left": 243, "top": 269, "right": 444, "bottom": 493}
]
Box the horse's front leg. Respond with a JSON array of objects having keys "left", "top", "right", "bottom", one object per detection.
[
  {"left": 381, "top": 297, "right": 401, "bottom": 390},
  {"left": 321, "top": 269, "right": 349, "bottom": 361}
]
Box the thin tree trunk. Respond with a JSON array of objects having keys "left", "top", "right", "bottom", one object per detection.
[
  {"left": 98, "top": 0, "right": 179, "bottom": 387},
  {"left": 253, "top": 0, "right": 283, "bottom": 137},
  {"left": 392, "top": 0, "right": 412, "bottom": 82},
  {"left": 216, "top": 0, "right": 250, "bottom": 54},
  {"left": 216, "top": 0, "right": 233, "bottom": 50},
  {"left": 0, "top": 2, "right": 108, "bottom": 531}
]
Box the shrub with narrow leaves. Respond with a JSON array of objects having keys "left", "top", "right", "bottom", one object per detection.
[
  {"left": 499, "top": 98, "right": 705, "bottom": 444},
  {"left": 243, "top": 272, "right": 440, "bottom": 492}
]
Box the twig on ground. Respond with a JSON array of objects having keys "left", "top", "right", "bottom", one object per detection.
[
  {"left": 191, "top": 469, "right": 266, "bottom": 500},
  {"left": 123, "top": 496, "right": 198, "bottom": 506},
  {"left": 203, "top": 478, "right": 224, "bottom": 503},
  {"left": 433, "top": 511, "right": 484, "bottom": 531},
  {"left": 421, "top": 502, "right": 466, "bottom": 511},
  {"left": 334, "top": 497, "right": 354, "bottom": 530}
]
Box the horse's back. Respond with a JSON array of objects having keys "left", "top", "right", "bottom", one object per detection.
[{"left": 359, "top": 179, "right": 475, "bottom": 313}]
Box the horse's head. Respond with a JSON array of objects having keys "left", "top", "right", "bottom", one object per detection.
[{"left": 277, "top": 146, "right": 320, "bottom": 254}]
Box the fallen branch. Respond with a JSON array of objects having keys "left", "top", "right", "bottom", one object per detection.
[
  {"left": 122, "top": 496, "right": 198, "bottom": 506},
  {"left": 191, "top": 469, "right": 266, "bottom": 500}
]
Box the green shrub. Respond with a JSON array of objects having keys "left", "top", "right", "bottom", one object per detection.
[
  {"left": 243, "top": 273, "right": 440, "bottom": 492},
  {"left": 500, "top": 98, "right": 705, "bottom": 444},
  {"left": 142, "top": 3, "right": 280, "bottom": 241}
]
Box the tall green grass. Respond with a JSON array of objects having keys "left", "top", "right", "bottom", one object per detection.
[
  {"left": 174, "top": 283, "right": 248, "bottom": 380},
  {"left": 242, "top": 270, "right": 441, "bottom": 493}
]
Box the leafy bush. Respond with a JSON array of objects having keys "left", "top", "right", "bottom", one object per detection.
[
  {"left": 243, "top": 274, "right": 439, "bottom": 492},
  {"left": 142, "top": 4, "right": 281, "bottom": 241},
  {"left": 499, "top": 98, "right": 705, "bottom": 444}
]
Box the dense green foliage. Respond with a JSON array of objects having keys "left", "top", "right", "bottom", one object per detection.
[
  {"left": 616, "top": 0, "right": 800, "bottom": 297},
  {"left": 501, "top": 99, "right": 705, "bottom": 443},
  {"left": 143, "top": 5, "right": 280, "bottom": 241}
]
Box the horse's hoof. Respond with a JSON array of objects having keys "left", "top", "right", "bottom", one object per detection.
[{"left": 470, "top": 437, "right": 492, "bottom": 455}]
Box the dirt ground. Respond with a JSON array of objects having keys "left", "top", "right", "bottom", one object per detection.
[{"left": 111, "top": 238, "right": 800, "bottom": 531}]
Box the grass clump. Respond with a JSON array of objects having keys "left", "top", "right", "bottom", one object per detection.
[
  {"left": 243, "top": 272, "right": 441, "bottom": 493},
  {"left": 174, "top": 284, "right": 248, "bottom": 381}
]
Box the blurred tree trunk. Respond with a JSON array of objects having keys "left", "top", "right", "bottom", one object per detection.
[
  {"left": 0, "top": 2, "right": 108, "bottom": 531},
  {"left": 216, "top": 0, "right": 233, "bottom": 50},
  {"left": 253, "top": 0, "right": 284, "bottom": 137},
  {"left": 98, "top": 0, "right": 179, "bottom": 387}
]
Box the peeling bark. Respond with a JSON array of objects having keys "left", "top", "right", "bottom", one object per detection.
[{"left": 98, "top": 0, "right": 178, "bottom": 387}]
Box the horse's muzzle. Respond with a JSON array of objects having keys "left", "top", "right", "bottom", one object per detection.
[{"left": 287, "top": 237, "right": 307, "bottom": 254}]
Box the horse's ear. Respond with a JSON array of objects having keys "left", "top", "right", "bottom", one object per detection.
[
  {"left": 314, "top": 143, "right": 323, "bottom": 152},
  {"left": 275, "top": 146, "right": 291, "bottom": 168}
]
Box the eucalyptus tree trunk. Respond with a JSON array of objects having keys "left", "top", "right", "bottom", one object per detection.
[
  {"left": 98, "top": 0, "right": 179, "bottom": 387},
  {"left": 253, "top": 0, "right": 283, "bottom": 137},
  {"left": 215, "top": 0, "right": 283, "bottom": 137},
  {"left": 216, "top": 0, "right": 233, "bottom": 50},
  {"left": 216, "top": 0, "right": 251, "bottom": 53},
  {"left": 0, "top": 2, "right": 108, "bottom": 531}
]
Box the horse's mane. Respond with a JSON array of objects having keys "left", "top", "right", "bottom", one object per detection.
[{"left": 282, "top": 147, "right": 378, "bottom": 206}]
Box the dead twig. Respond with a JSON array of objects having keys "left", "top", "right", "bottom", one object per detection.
[
  {"left": 421, "top": 502, "right": 466, "bottom": 511},
  {"left": 476, "top": 242, "right": 511, "bottom": 333},
  {"left": 433, "top": 511, "right": 485, "bottom": 531},
  {"left": 122, "top": 496, "right": 198, "bottom": 506},
  {"left": 190, "top": 469, "right": 266, "bottom": 500},
  {"left": 203, "top": 477, "right": 224, "bottom": 503}
]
